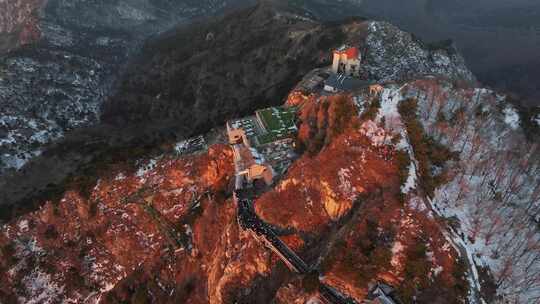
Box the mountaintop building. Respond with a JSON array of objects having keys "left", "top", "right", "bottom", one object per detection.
[
  {"left": 363, "top": 282, "right": 401, "bottom": 304},
  {"left": 227, "top": 106, "right": 299, "bottom": 189},
  {"left": 332, "top": 45, "right": 361, "bottom": 77}
]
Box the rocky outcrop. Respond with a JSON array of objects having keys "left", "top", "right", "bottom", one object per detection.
[
  {"left": 320, "top": 180, "right": 352, "bottom": 220},
  {"left": 255, "top": 95, "right": 394, "bottom": 232},
  {"left": 360, "top": 21, "right": 476, "bottom": 84},
  {"left": 253, "top": 87, "right": 471, "bottom": 303},
  {"left": 0, "top": 144, "right": 240, "bottom": 302}
]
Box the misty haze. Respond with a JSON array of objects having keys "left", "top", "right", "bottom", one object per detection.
[{"left": 308, "top": 0, "right": 540, "bottom": 107}]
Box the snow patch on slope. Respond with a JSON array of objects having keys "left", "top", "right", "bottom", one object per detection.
[
  {"left": 358, "top": 120, "right": 388, "bottom": 147},
  {"left": 502, "top": 106, "right": 520, "bottom": 130},
  {"left": 390, "top": 241, "right": 404, "bottom": 268},
  {"left": 404, "top": 79, "right": 540, "bottom": 303},
  {"left": 7, "top": 238, "right": 67, "bottom": 303},
  {"left": 401, "top": 163, "right": 417, "bottom": 194},
  {"left": 22, "top": 271, "right": 65, "bottom": 304},
  {"left": 337, "top": 167, "right": 357, "bottom": 201},
  {"left": 376, "top": 86, "right": 418, "bottom": 194}
]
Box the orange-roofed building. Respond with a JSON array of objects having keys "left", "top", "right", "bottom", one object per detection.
[{"left": 332, "top": 45, "right": 361, "bottom": 77}]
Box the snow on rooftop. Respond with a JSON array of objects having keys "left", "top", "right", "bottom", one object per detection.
[
  {"left": 136, "top": 158, "right": 159, "bottom": 181},
  {"left": 502, "top": 106, "right": 520, "bottom": 130},
  {"left": 174, "top": 139, "right": 190, "bottom": 153}
]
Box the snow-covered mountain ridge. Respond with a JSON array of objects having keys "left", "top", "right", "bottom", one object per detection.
[{"left": 371, "top": 78, "right": 539, "bottom": 303}]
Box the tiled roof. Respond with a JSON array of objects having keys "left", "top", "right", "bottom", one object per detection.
[{"left": 334, "top": 45, "right": 359, "bottom": 60}]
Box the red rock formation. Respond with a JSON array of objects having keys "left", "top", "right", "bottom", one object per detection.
[
  {"left": 256, "top": 95, "right": 396, "bottom": 231},
  {"left": 0, "top": 145, "right": 277, "bottom": 303}
]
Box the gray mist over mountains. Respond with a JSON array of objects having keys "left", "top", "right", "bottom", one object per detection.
[{"left": 316, "top": 0, "right": 540, "bottom": 106}]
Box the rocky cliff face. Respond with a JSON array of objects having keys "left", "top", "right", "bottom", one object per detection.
[
  {"left": 255, "top": 93, "right": 470, "bottom": 302},
  {"left": 360, "top": 21, "right": 475, "bottom": 83},
  {"left": 0, "top": 144, "right": 245, "bottom": 302}
]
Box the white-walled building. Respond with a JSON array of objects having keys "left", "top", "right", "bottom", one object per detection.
[{"left": 332, "top": 45, "right": 361, "bottom": 77}]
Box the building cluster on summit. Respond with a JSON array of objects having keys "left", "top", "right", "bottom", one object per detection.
[{"left": 227, "top": 46, "right": 401, "bottom": 304}]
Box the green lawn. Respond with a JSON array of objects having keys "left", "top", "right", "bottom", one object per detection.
[
  {"left": 257, "top": 133, "right": 278, "bottom": 145},
  {"left": 255, "top": 106, "right": 298, "bottom": 146},
  {"left": 258, "top": 109, "right": 281, "bottom": 131},
  {"left": 257, "top": 107, "right": 298, "bottom": 133}
]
